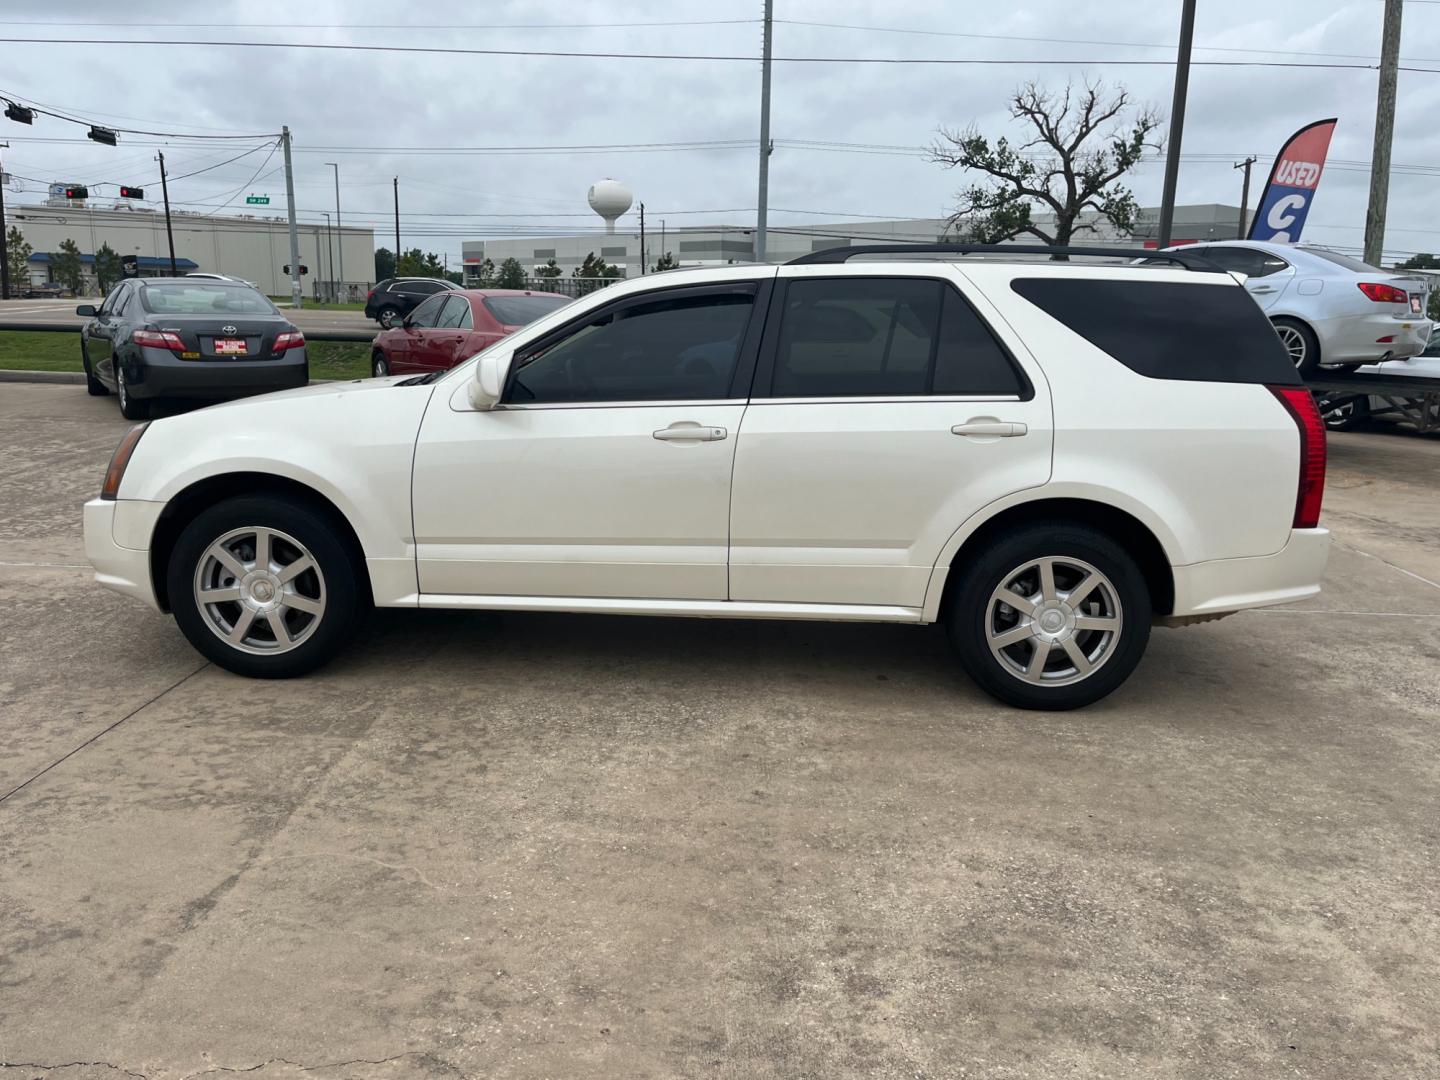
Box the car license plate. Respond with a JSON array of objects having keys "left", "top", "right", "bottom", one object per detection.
[
  {"left": 1412, "top": 295, "right": 1424, "bottom": 315},
  {"left": 214, "top": 338, "right": 247, "bottom": 355}
]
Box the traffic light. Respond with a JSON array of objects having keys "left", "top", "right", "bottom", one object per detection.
[
  {"left": 284, "top": 264, "right": 310, "bottom": 276},
  {"left": 87, "top": 125, "right": 117, "bottom": 146},
  {"left": 118, "top": 186, "right": 144, "bottom": 199},
  {"left": 4, "top": 103, "right": 34, "bottom": 125},
  {"left": 62, "top": 185, "right": 89, "bottom": 200},
  {"left": 300, "top": 264, "right": 309, "bottom": 275}
]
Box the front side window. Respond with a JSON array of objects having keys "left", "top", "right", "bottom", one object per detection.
[
  {"left": 408, "top": 294, "right": 447, "bottom": 328},
  {"left": 98, "top": 283, "right": 127, "bottom": 317},
  {"left": 766, "top": 277, "right": 1025, "bottom": 398},
  {"left": 509, "top": 289, "right": 754, "bottom": 404},
  {"left": 436, "top": 295, "right": 471, "bottom": 329}
]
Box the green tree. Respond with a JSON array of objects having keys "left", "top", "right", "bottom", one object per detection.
[
  {"left": 574, "top": 252, "right": 621, "bottom": 279},
  {"left": 5, "top": 226, "right": 33, "bottom": 289},
  {"left": 929, "top": 80, "right": 1161, "bottom": 246},
  {"left": 651, "top": 252, "right": 679, "bottom": 272},
  {"left": 1396, "top": 254, "right": 1440, "bottom": 320},
  {"left": 395, "top": 247, "right": 447, "bottom": 277},
  {"left": 495, "top": 257, "right": 527, "bottom": 289},
  {"left": 374, "top": 246, "right": 396, "bottom": 280},
  {"left": 51, "top": 238, "right": 86, "bottom": 295},
  {"left": 469, "top": 257, "right": 497, "bottom": 287},
  {"left": 94, "top": 242, "right": 124, "bottom": 293},
  {"left": 534, "top": 257, "right": 563, "bottom": 280}
]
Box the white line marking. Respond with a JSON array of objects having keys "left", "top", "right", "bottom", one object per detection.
[
  {"left": 1334, "top": 540, "right": 1440, "bottom": 592},
  {"left": 1248, "top": 609, "right": 1439, "bottom": 619},
  {"left": 0, "top": 560, "right": 90, "bottom": 568}
]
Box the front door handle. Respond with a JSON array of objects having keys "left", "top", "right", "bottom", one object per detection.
[
  {"left": 653, "top": 423, "right": 727, "bottom": 442},
  {"left": 952, "top": 420, "right": 1027, "bottom": 438},
  {"left": 1249, "top": 285, "right": 1276, "bottom": 294}
]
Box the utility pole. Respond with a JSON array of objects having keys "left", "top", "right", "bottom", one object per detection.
[
  {"left": 1155, "top": 0, "right": 1196, "bottom": 248},
  {"left": 392, "top": 176, "right": 401, "bottom": 270},
  {"left": 0, "top": 141, "right": 10, "bottom": 300},
  {"left": 755, "top": 0, "right": 774, "bottom": 262},
  {"left": 1365, "top": 0, "right": 1403, "bottom": 266},
  {"left": 1234, "top": 156, "right": 1257, "bottom": 239},
  {"left": 639, "top": 202, "right": 646, "bottom": 274},
  {"left": 281, "top": 126, "right": 301, "bottom": 308},
  {"left": 322, "top": 211, "right": 335, "bottom": 302},
  {"left": 156, "top": 151, "right": 178, "bottom": 276},
  {"left": 326, "top": 161, "right": 344, "bottom": 293}
]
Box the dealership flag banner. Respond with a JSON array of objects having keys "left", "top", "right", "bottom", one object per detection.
[{"left": 1247, "top": 119, "right": 1338, "bottom": 243}]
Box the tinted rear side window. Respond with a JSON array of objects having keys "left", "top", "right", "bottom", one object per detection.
[
  {"left": 1010, "top": 278, "right": 1300, "bottom": 385},
  {"left": 766, "top": 278, "right": 1028, "bottom": 398}
]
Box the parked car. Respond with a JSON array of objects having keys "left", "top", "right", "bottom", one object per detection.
[
  {"left": 1163, "top": 240, "right": 1432, "bottom": 375},
  {"left": 364, "top": 277, "right": 461, "bottom": 328},
  {"left": 369, "top": 288, "right": 571, "bottom": 377},
  {"left": 77, "top": 277, "right": 307, "bottom": 420},
  {"left": 84, "top": 247, "right": 1329, "bottom": 710}
]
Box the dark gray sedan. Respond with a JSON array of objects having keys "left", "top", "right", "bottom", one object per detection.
[{"left": 78, "top": 278, "right": 308, "bottom": 419}]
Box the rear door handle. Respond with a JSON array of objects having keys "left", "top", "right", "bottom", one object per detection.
[
  {"left": 951, "top": 421, "right": 1027, "bottom": 438},
  {"left": 1249, "top": 285, "right": 1276, "bottom": 294},
  {"left": 653, "top": 424, "right": 727, "bottom": 442}
]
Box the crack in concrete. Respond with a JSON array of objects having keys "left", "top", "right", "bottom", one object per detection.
[
  {"left": 1, "top": 1063, "right": 147, "bottom": 1080},
  {"left": 179, "top": 1053, "right": 428, "bottom": 1078}
]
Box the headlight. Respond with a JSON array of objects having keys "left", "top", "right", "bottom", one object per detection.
[{"left": 101, "top": 423, "right": 149, "bottom": 500}]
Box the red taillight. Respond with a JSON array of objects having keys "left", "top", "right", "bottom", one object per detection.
[
  {"left": 366, "top": 289, "right": 375, "bottom": 299},
  {"left": 1267, "top": 386, "right": 1327, "bottom": 529},
  {"left": 1357, "top": 282, "right": 1407, "bottom": 304},
  {"left": 273, "top": 330, "right": 305, "bottom": 352},
  {"left": 132, "top": 329, "right": 185, "bottom": 352}
]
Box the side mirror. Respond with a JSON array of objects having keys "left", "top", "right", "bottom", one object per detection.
[
  {"left": 75, "top": 304, "right": 98, "bottom": 317},
  {"left": 468, "top": 350, "right": 512, "bottom": 411}
]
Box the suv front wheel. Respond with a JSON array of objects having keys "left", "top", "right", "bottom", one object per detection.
[{"left": 947, "top": 524, "right": 1152, "bottom": 710}]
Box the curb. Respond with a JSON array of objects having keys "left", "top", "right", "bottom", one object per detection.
[{"left": 0, "top": 369, "right": 85, "bottom": 384}]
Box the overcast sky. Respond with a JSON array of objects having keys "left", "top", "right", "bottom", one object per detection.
[{"left": 2, "top": 0, "right": 1437, "bottom": 266}]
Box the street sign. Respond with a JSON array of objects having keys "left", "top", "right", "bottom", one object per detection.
[{"left": 245, "top": 194, "right": 270, "bottom": 205}]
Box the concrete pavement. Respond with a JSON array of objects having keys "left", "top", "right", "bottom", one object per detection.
[{"left": 2, "top": 383, "right": 1438, "bottom": 1079}]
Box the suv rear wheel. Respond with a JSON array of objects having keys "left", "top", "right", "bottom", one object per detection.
[
  {"left": 167, "top": 495, "right": 364, "bottom": 678},
  {"left": 947, "top": 524, "right": 1152, "bottom": 710}
]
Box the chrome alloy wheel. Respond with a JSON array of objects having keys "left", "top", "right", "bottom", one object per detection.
[
  {"left": 193, "top": 526, "right": 326, "bottom": 655},
  {"left": 1275, "top": 323, "right": 1307, "bottom": 368},
  {"left": 986, "top": 556, "right": 1123, "bottom": 686}
]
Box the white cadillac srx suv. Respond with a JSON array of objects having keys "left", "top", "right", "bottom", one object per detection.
[{"left": 84, "top": 245, "right": 1330, "bottom": 710}]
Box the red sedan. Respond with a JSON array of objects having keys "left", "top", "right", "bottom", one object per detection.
[{"left": 369, "top": 289, "right": 571, "bottom": 377}]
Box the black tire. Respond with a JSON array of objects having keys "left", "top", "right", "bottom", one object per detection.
[
  {"left": 372, "top": 351, "right": 391, "bottom": 377},
  {"left": 81, "top": 342, "right": 109, "bottom": 396},
  {"left": 377, "top": 305, "right": 402, "bottom": 328},
  {"left": 946, "top": 523, "right": 1152, "bottom": 711},
  {"left": 115, "top": 362, "right": 150, "bottom": 420},
  {"left": 167, "top": 494, "right": 366, "bottom": 678},
  {"left": 1272, "top": 316, "right": 1321, "bottom": 377},
  {"left": 1318, "top": 394, "right": 1370, "bottom": 432}
]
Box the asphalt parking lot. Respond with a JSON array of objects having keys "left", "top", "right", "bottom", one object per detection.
[{"left": 3, "top": 382, "right": 1438, "bottom": 1079}]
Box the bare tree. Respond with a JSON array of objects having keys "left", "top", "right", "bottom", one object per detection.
[{"left": 930, "top": 80, "right": 1162, "bottom": 246}]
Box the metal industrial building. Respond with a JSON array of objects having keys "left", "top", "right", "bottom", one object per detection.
[
  {"left": 461, "top": 204, "right": 1251, "bottom": 283},
  {"left": 7, "top": 195, "right": 375, "bottom": 298}
]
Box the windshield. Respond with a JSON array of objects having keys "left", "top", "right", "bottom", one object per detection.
[
  {"left": 140, "top": 283, "right": 278, "bottom": 316},
  {"left": 484, "top": 294, "right": 572, "bottom": 326},
  {"left": 1301, "top": 248, "right": 1390, "bottom": 275}
]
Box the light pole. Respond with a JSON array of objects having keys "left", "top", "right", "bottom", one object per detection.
[
  {"left": 325, "top": 161, "right": 344, "bottom": 296},
  {"left": 321, "top": 211, "right": 335, "bottom": 302}
]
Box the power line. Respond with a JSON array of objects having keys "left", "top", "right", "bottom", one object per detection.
[
  {"left": 0, "top": 18, "right": 761, "bottom": 31},
  {"left": 0, "top": 37, "right": 1430, "bottom": 71},
  {"left": 165, "top": 142, "right": 277, "bottom": 182},
  {"left": 774, "top": 18, "right": 1440, "bottom": 64},
  {"left": 0, "top": 89, "right": 277, "bottom": 139}
]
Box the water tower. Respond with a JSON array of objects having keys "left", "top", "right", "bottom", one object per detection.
[{"left": 587, "top": 178, "right": 633, "bottom": 235}]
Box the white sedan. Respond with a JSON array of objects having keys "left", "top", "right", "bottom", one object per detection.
[{"left": 1165, "top": 241, "right": 1432, "bottom": 375}]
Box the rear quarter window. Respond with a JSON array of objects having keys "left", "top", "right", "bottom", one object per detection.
[{"left": 1010, "top": 278, "right": 1300, "bottom": 385}]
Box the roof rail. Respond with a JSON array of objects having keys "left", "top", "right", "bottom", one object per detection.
[{"left": 787, "top": 243, "right": 1225, "bottom": 273}]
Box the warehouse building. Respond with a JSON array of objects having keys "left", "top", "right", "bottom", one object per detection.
[
  {"left": 461, "top": 204, "right": 1250, "bottom": 283},
  {"left": 6, "top": 195, "right": 375, "bottom": 298}
]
